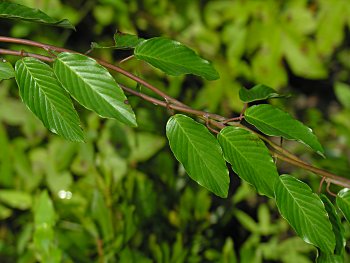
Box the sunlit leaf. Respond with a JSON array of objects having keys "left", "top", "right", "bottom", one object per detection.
[
  {"left": 239, "top": 84, "right": 288, "bottom": 103},
  {"left": 0, "top": 60, "right": 15, "bottom": 81},
  {"left": 0, "top": 2, "right": 75, "bottom": 29},
  {"left": 15, "top": 58, "right": 84, "bottom": 142},
  {"left": 0, "top": 190, "right": 32, "bottom": 210},
  {"left": 336, "top": 188, "right": 350, "bottom": 223},
  {"left": 134, "top": 37, "right": 219, "bottom": 80},
  {"left": 218, "top": 126, "right": 278, "bottom": 197},
  {"left": 53, "top": 52, "right": 137, "bottom": 127},
  {"left": 334, "top": 82, "right": 350, "bottom": 109},
  {"left": 166, "top": 114, "right": 229, "bottom": 197},
  {"left": 245, "top": 104, "right": 324, "bottom": 155},
  {"left": 274, "top": 175, "right": 335, "bottom": 253}
]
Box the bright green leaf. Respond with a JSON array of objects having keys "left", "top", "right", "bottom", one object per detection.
[
  {"left": 318, "top": 194, "right": 345, "bottom": 262},
  {"left": 274, "top": 175, "right": 335, "bottom": 253},
  {"left": 218, "top": 126, "right": 278, "bottom": 197},
  {"left": 0, "top": 190, "right": 32, "bottom": 210},
  {"left": 114, "top": 31, "right": 144, "bottom": 49},
  {"left": 239, "top": 84, "right": 288, "bottom": 103},
  {"left": 0, "top": 2, "right": 75, "bottom": 30},
  {"left": 0, "top": 60, "right": 15, "bottom": 81},
  {"left": 134, "top": 37, "right": 219, "bottom": 80},
  {"left": 53, "top": 52, "right": 137, "bottom": 127},
  {"left": 34, "top": 191, "right": 55, "bottom": 226},
  {"left": 245, "top": 104, "right": 324, "bottom": 155},
  {"left": 15, "top": 57, "right": 84, "bottom": 142},
  {"left": 166, "top": 114, "right": 229, "bottom": 197},
  {"left": 336, "top": 188, "right": 350, "bottom": 223},
  {"left": 334, "top": 82, "right": 350, "bottom": 109}
]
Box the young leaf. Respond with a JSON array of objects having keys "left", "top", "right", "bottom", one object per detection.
[
  {"left": 53, "top": 52, "right": 137, "bottom": 127},
  {"left": 319, "top": 194, "right": 345, "bottom": 260},
  {"left": 166, "top": 114, "right": 229, "bottom": 197},
  {"left": 245, "top": 104, "right": 324, "bottom": 155},
  {"left": 15, "top": 57, "right": 84, "bottom": 142},
  {"left": 218, "top": 126, "right": 278, "bottom": 197},
  {"left": 274, "top": 175, "right": 335, "bottom": 254},
  {"left": 334, "top": 82, "right": 350, "bottom": 109},
  {"left": 134, "top": 37, "right": 219, "bottom": 80},
  {"left": 114, "top": 32, "right": 144, "bottom": 49},
  {"left": 336, "top": 188, "right": 350, "bottom": 223},
  {"left": 239, "top": 84, "right": 288, "bottom": 103},
  {"left": 0, "top": 60, "right": 15, "bottom": 81},
  {"left": 0, "top": 2, "right": 75, "bottom": 30}
]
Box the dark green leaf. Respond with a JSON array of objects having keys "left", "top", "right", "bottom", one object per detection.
[
  {"left": 274, "top": 175, "right": 335, "bottom": 253},
  {"left": 166, "top": 114, "right": 229, "bottom": 197},
  {"left": 336, "top": 188, "right": 350, "bottom": 223},
  {"left": 0, "top": 2, "right": 75, "bottom": 30},
  {"left": 317, "top": 194, "right": 345, "bottom": 262},
  {"left": 53, "top": 52, "right": 137, "bottom": 127},
  {"left": 245, "top": 104, "right": 324, "bottom": 155},
  {"left": 114, "top": 32, "right": 144, "bottom": 49},
  {"left": 15, "top": 58, "right": 84, "bottom": 142},
  {"left": 218, "top": 126, "right": 278, "bottom": 197},
  {"left": 0, "top": 60, "right": 15, "bottom": 81},
  {"left": 134, "top": 37, "right": 219, "bottom": 80},
  {"left": 239, "top": 84, "right": 289, "bottom": 103}
]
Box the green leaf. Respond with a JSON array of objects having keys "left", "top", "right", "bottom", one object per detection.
[
  {"left": 0, "top": 60, "right": 15, "bottom": 81},
  {"left": 34, "top": 191, "right": 55, "bottom": 226},
  {"left": 114, "top": 31, "right": 144, "bottom": 49},
  {"left": 166, "top": 114, "right": 229, "bottom": 197},
  {"left": 0, "top": 2, "right": 75, "bottom": 30},
  {"left": 274, "top": 175, "right": 335, "bottom": 253},
  {"left": 336, "top": 188, "right": 350, "bottom": 223},
  {"left": 218, "top": 126, "right": 278, "bottom": 197},
  {"left": 0, "top": 190, "right": 32, "bottom": 210},
  {"left": 318, "top": 194, "right": 345, "bottom": 262},
  {"left": 317, "top": 253, "right": 344, "bottom": 263},
  {"left": 53, "top": 52, "right": 137, "bottom": 127},
  {"left": 334, "top": 82, "right": 350, "bottom": 109},
  {"left": 245, "top": 104, "right": 324, "bottom": 155},
  {"left": 239, "top": 84, "right": 288, "bottom": 103},
  {"left": 134, "top": 37, "right": 219, "bottom": 80},
  {"left": 15, "top": 57, "right": 84, "bottom": 142}
]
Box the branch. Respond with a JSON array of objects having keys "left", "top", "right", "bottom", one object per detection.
[{"left": 1, "top": 39, "right": 349, "bottom": 189}]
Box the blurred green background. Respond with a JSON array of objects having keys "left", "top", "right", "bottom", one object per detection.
[{"left": 1, "top": 0, "right": 350, "bottom": 262}]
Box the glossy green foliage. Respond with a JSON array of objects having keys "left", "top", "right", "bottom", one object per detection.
[
  {"left": 15, "top": 58, "right": 84, "bottom": 142},
  {"left": 239, "top": 84, "right": 287, "bottom": 103},
  {"left": 134, "top": 37, "right": 219, "bottom": 80},
  {"left": 0, "top": 60, "right": 15, "bottom": 81},
  {"left": 318, "top": 195, "right": 345, "bottom": 262},
  {"left": 0, "top": 2, "right": 75, "bottom": 29},
  {"left": 114, "top": 32, "right": 144, "bottom": 49},
  {"left": 53, "top": 52, "right": 137, "bottom": 127},
  {"left": 274, "top": 175, "right": 335, "bottom": 253},
  {"left": 218, "top": 126, "right": 279, "bottom": 197},
  {"left": 336, "top": 188, "right": 350, "bottom": 223},
  {"left": 166, "top": 114, "right": 229, "bottom": 197},
  {"left": 245, "top": 104, "right": 324, "bottom": 155}
]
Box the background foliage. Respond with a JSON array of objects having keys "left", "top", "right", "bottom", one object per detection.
[{"left": 1, "top": 0, "right": 350, "bottom": 262}]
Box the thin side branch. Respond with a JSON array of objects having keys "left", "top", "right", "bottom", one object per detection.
[{"left": 1, "top": 41, "right": 349, "bottom": 189}]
